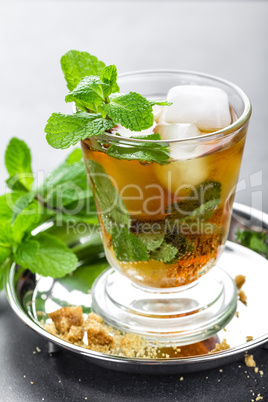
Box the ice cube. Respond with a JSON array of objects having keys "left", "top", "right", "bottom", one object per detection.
[
  {"left": 155, "top": 122, "right": 202, "bottom": 160},
  {"left": 163, "top": 85, "right": 231, "bottom": 131},
  {"left": 155, "top": 155, "right": 209, "bottom": 195},
  {"left": 155, "top": 122, "right": 201, "bottom": 141},
  {"left": 153, "top": 105, "right": 164, "bottom": 123},
  {"left": 111, "top": 125, "right": 154, "bottom": 138}
]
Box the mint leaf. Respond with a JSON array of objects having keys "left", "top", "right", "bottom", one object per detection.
[
  {"left": 14, "top": 233, "right": 78, "bottom": 278},
  {"left": 150, "top": 100, "right": 173, "bottom": 106},
  {"left": 38, "top": 156, "right": 93, "bottom": 208},
  {"left": 12, "top": 201, "right": 42, "bottom": 243},
  {"left": 5, "top": 138, "right": 34, "bottom": 191},
  {"left": 14, "top": 239, "right": 39, "bottom": 267},
  {"left": 45, "top": 112, "right": 114, "bottom": 149},
  {"left": 56, "top": 213, "right": 98, "bottom": 226},
  {"left": 86, "top": 159, "right": 150, "bottom": 261},
  {"left": 103, "top": 92, "right": 154, "bottom": 131},
  {"left": 236, "top": 229, "right": 268, "bottom": 259},
  {"left": 11, "top": 191, "right": 35, "bottom": 223},
  {"left": 166, "top": 180, "right": 222, "bottom": 219},
  {"left": 0, "top": 192, "right": 24, "bottom": 222},
  {"left": 0, "top": 268, "right": 4, "bottom": 292},
  {"left": 198, "top": 181, "right": 221, "bottom": 203},
  {"left": 0, "top": 222, "right": 13, "bottom": 264},
  {"left": 60, "top": 50, "right": 106, "bottom": 91},
  {"left": 66, "top": 148, "right": 83, "bottom": 164},
  {"left": 183, "top": 198, "right": 221, "bottom": 222},
  {"left": 6, "top": 176, "right": 31, "bottom": 192},
  {"left": 59, "top": 260, "right": 109, "bottom": 295},
  {"left": 106, "top": 133, "right": 170, "bottom": 164},
  {"left": 111, "top": 227, "right": 149, "bottom": 262},
  {"left": 151, "top": 242, "right": 178, "bottom": 263},
  {"left": 65, "top": 76, "right": 110, "bottom": 111},
  {"left": 138, "top": 232, "right": 164, "bottom": 251},
  {"left": 100, "top": 65, "right": 119, "bottom": 93},
  {"left": 86, "top": 159, "right": 130, "bottom": 228}
]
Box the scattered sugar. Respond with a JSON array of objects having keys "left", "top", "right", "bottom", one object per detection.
[
  {"left": 209, "top": 339, "right": 230, "bottom": 353},
  {"left": 245, "top": 355, "right": 256, "bottom": 368},
  {"left": 234, "top": 275, "right": 245, "bottom": 290}
]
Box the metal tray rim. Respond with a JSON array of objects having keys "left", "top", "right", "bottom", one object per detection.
[{"left": 5, "top": 200, "right": 268, "bottom": 368}]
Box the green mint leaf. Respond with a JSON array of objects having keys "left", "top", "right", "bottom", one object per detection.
[
  {"left": 56, "top": 213, "right": 98, "bottom": 226},
  {"left": 37, "top": 154, "right": 93, "bottom": 208},
  {"left": 14, "top": 239, "right": 39, "bottom": 267},
  {"left": 106, "top": 133, "right": 170, "bottom": 164},
  {"left": 183, "top": 198, "right": 221, "bottom": 222},
  {"left": 66, "top": 148, "right": 83, "bottom": 164},
  {"left": 5, "top": 138, "right": 34, "bottom": 191},
  {"left": 111, "top": 227, "right": 149, "bottom": 262},
  {"left": 12, "top": 201, "right": 42, "bottom": 243},
  {"left": 0, "top": 222, "right": 13, "bottom": 264},
  {"left": 236, "top": 229, "right": 268, "bottom": 259},
  {"left": 11, "top": 191, "right": 35, "bottom": 223},
  {"left": 86, "top": 159, "right": 150, "bottom": 261},
  {"left": 45, "top": 112, "right": 114, "bottom": 149},
  {"left": 138, "top": 232, "right": 164, "bottom": 251},
  {"left": 0, "top": 268, "right": 4, "bottom": 292},
  {"left": 103, "top": 92, "right": 154, "bottom": 131},
  {"left": 14, "top": 233, "right": 78, "bottom": 278},
  {"left": 198, "top": 180, "right": 222, "bottom": 203},
  {"left": 60, "top": 50, "right": 106, "bottom": 91},
  {"left": 59, "top": 260, "right": 109, "bottom": 296},
  {"left": 151, "top": 242, "right": 178, "bottom": 263},
  {"left": 0, "top": 192, "right": 25, "bottom": 222},
  {"left": 100, "top": 65, "right": 119, "bottom": 93},
  {"left": 6, "top": 176, "right": 30, "bottom": 192},
  {"left": 85, "top": 159, "right": 130, "bottom": 228},
  {"left": 150, "top": 100, "right": 173, "bottom": 106},
  {"left": 65, "top": 76, "right": 110, "bottom": 111},
  {"left": 166, "top": 180, "right": 222, "bottom": 219}
]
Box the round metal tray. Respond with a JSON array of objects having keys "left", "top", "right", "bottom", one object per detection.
[{"left": 5, "top": 203, "right": 268, "bottom": 374}]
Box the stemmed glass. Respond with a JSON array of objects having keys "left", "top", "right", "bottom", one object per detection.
[{"left": 81, "top": 70, "right": 251, "bottom": 345}]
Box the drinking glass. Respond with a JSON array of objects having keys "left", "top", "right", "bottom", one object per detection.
[{"left": 81, "top": 70, "right": 251, "bottom": 345}]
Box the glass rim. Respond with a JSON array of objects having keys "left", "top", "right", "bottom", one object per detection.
[{"left": 103, "top": 69, "right": 252, "bottom": 144}]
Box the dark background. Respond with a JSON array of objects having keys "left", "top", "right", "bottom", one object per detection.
[{"left": 1, "top": 1, "right": 268, "bottom": 401}]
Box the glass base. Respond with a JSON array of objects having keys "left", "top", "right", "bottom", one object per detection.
[{"left": 92, "top": 265, "right": 237, "bottom": 346}]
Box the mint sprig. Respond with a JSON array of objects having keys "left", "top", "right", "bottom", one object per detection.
[
  {"left": 100, "top": 65, "right": 119, "bottom": 93},
  {"left": 106, "top": 133, "right": 170, "bottom": 164},
  {"left": 103, "top": 92, "right": 154, "bottom": 131},
  {"left": 0, "top": 138, "right": 105, "bottom": 288},
  {"left": 236, "top": 229, "right": 268, "bottom": 259},
  {"left": 14, "top": 233, "right": 78, "bottom": 278},
  {"left": 45, "top": 112, "right": 114, "bottom": 149},
  {"left": 60, "top": 50, "right": 106, "bottom": 91},
  {"left": 5, "top": 138, "right": 34, "bottom": 191},
  {"left": 65, "top": 76, "right": 111, "bottom": 112},
  {"left": 45, "top": 50, "right": 171, "bottom": 153},
  {"left": 151, "top": 242, "right": 178, "bottom": 263},
  {"left": 85, "top": 159, "right": 149, "bottom": 262}
]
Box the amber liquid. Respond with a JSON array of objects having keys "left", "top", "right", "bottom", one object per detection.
[{"left": 82, "top": 117, "right": 247, "bottom": 289}]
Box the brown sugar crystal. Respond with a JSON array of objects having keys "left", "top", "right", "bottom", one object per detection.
[
  {"left": 48, "top": 306, "right": 84, "bottom": 342},
  {"left": 245, "top": 354, "right": 256, "bottom": 368},
  {"left": 238, "top": 290, "right": 247, "bottom": 306},
  {"left": 210, "top": 339, "right": 230, "bottom": 353},
  {"left": 235, "top": 275, "right": 246, "bottom": 290},
  {"left": 85, "top": 313, "right": 114, "bottom": 347}
]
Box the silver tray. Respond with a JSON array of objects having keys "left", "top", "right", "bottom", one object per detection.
[{"left": 5, "top": 203, "right": 268, "bottom": 374}]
